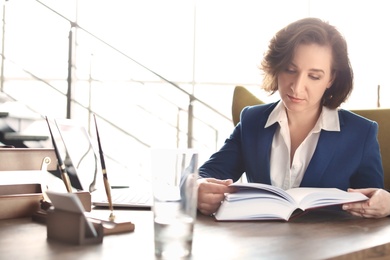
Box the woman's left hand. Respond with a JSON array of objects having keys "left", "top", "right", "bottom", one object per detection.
[{"left": 342, "top": 188, "right": 390, "bottom": 218}]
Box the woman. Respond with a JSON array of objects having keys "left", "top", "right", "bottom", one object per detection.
[{"left": 196, "top": 17, "right": 387, "bottom": 218}]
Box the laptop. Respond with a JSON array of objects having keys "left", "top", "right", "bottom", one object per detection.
[{"left": 54, "top": 118, "right": 152, "bottom": 209}]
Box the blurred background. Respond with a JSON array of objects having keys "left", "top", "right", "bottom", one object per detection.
[{"left": 1, "top": 0, "right": 388, "bottom": 185}]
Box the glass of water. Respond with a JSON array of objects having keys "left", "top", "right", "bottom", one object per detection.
[{"left": 151, "top": 148, "right": 198, "bottom": 259}]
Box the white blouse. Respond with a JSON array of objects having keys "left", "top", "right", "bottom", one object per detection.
[{"left": 265, "top": 101, "right": 340, "bottom": 190}]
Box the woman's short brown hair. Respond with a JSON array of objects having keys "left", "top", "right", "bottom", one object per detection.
[{"left": 260, "top": 17, "right": 353, "bottom": 109}]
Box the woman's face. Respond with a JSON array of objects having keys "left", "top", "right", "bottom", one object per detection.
[{"left": 277, "top": 43, "right": 334, "bottom": 114}]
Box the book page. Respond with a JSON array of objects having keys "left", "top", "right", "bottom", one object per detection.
[
  {"left": 286, "top": 188, "right": 368, "bottom": 210},
  {"left": 214, "top": 197, "right": 297, "bottom": 221},
  {"left": 226, "top": 190, "right": 289, "bottom": 202},
  {"left": 217, "top": 183, "right": 369, "bottom": 221},
  {"left": 230, "top": 182, "right": 296, "bottom": 204}
]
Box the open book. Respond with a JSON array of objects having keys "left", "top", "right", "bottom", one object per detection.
[{"left": 214, "top": 182, "right": 368, "bottom": 221}]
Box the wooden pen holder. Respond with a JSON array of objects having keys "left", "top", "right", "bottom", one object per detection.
[
  {"left": 46, "top": 208, "right": 103, "bottom": 245},
  {"left": 31, "top": 190, "right": 92, "bottom": 224}
]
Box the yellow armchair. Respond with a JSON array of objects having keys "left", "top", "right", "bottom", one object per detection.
[
  {"left": 232, "top": 86, "right": 390, "bottom": 189},
  {"left": 232, "top": 86, "right": 265, "bottom": 126}
]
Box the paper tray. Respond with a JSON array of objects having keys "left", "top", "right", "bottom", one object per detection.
[{"left": 0, "top": 183, "right": 42, "bottom": 220}]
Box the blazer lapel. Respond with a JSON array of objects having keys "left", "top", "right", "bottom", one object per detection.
[
  {"left": 300, "top": 130, "right": 340, "bottom": 187},
  {"left": 255, "top": 123, "right": 277, "bottom": 184},
  {"left": 243, "top": 103, "right": 278, "bottom": 185}
]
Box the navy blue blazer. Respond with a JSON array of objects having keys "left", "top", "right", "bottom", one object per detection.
[{"left": 199, "top": 102, "right": 384, "bottom": 190}]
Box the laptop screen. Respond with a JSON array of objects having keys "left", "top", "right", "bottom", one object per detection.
[
  {"left": 55, "top": 119, "right": 103, "bottom": 193},
  {"left": 55, "top": 118, "right": 153, "bottom": 208}
]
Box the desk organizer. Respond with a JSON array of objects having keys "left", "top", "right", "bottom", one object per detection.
[
  {"left": 0, "top": 183, "right": 42, "bottom": 220},
  {"left": 0, "top": 148, "right": 91, "bottom": 220},
  {"left": 31, "top": 190, "right": 92, "bottom": 224},
  {"left": 0, "top": 148, "right": 54, "bottom": 220},
  {"left": 47, "top": 208, "right": 103, "bottom": 245}
]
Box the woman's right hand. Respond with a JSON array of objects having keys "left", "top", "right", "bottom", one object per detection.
[{"left": 196, "top": 178, "right": 235, "bottom": 216}]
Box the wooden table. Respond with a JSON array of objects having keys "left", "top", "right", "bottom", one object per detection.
[{"left": 1, "top": 208, "right": 390, "bottom": 259}]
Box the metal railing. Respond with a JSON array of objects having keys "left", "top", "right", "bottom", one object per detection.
[{"left": 0, "top": 0, "right": 233, "bottom": 178}]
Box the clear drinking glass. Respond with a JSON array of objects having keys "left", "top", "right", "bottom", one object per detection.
[{"left": 151, "top": 148, "right": 198, "bottom": 259}]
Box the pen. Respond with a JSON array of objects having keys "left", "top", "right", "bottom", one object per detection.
[
  {"left": 45, "top": 116, "right": 72, "bottom": 193},
  {"left": 93, "top": 114, "right": 115, "bottom": 221}
]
